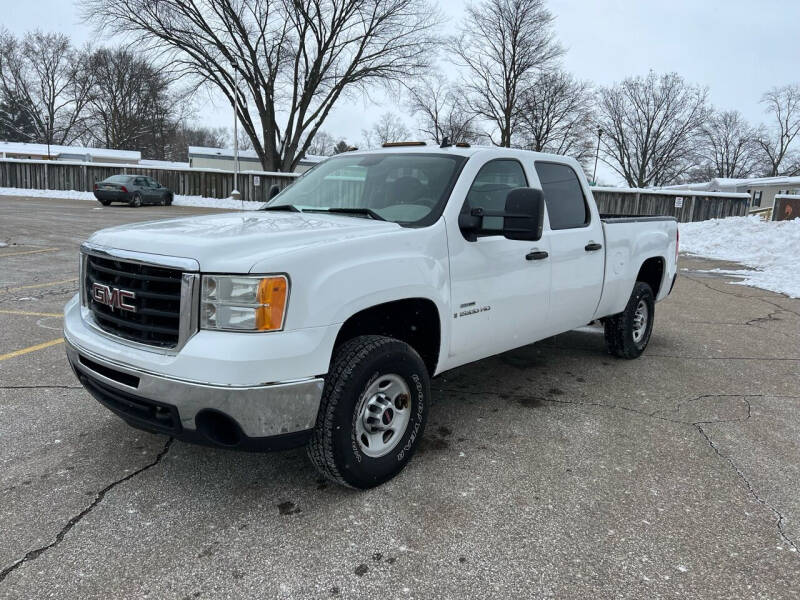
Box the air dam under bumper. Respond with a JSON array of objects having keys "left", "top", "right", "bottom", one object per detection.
[{"left": 65, "top": 338, "right": 324, "bottom": 451}]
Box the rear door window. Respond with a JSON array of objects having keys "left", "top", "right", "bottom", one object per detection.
[{"left": 534, "top": 162, "right": 590, "bottom": 229}]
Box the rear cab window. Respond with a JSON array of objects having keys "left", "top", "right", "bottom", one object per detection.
[{"left": 534, "top": 162, "right": 590, "bottom": 230}]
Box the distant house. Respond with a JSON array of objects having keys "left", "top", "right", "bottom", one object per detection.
[
  {"left": 0, "top": 141, "right": 141, "bottom": 164},
  {"left": 187, "top": 146, "right": 325, "bottom": 173},
  {"left": 139, "top": 159, "right": 190, "bottom": 169},
  {"left": 664, "top": 176, "right": 800, "bottom": 214}
]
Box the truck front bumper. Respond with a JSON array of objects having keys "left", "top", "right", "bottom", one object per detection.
[
  {"left": 66, "top": 337, "right": 324, "bottom": 450},
  {"left": 63, "top": 293, "right": 338, "bottom": 450}
]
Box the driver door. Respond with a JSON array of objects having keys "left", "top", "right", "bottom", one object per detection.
[{"left": 447, "top": 159, "right": 552, "bottom": 366}]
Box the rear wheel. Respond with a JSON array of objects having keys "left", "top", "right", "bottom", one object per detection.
[
  {"left": 165, "top": 194, "right": 173, "bottom": 206},
  {"left": 308, "top": 335, "right": 430, "bottom": 489},
  {"left": 130, "top": 193, "right": 142, "bottom": 208},
  {"left": 604, "top": 282, "right": 655, "bottom": 359}
]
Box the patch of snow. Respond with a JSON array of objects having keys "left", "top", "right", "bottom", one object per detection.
[
  {"left": 0, "top": 187, "right": 96, "bottom": 201},
  {"left": 0, "top": 242, "right": 7, "bottom": 247},
  {"left": 172, "top": 195, "right": 263, "bottom": 210},
  {"left": 0, "top": 187, "right": 262, "bottom": 210},
  {"left": 679, "top": 216, "right": 800, "bottom": 298}
]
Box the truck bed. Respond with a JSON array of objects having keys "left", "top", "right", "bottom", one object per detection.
[{"left": 600, "top": 214, "right": 678, "bottom": 223}]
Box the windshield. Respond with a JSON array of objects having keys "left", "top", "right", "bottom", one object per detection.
[{"left": 267, "top": 152, "right": 467, "bottom": 225}]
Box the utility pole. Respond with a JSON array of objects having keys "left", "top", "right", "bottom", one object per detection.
[
  {"left": 46, "top": 116, "right": 52, "bottom": 161},
  {"left": 231, "top": 62, "right": 241, "bottom": 202},
  {"left": 592, "top": 127, "right": 603, "bottom": 185}
]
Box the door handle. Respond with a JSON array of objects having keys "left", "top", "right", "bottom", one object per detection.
[
  {"left": 585, "top": 242, "right": 602, "bottom": 251},
  {"left": 526, "top": 250, "right": 549, "bottom": 261}
]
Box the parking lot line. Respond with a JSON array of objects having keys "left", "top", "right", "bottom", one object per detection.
[
  {"left": 0, "top": 278, "right": 78, "bottom": 294},
  {"left": 0, "top": 247, "right": 59, "bottom": 258},
  {"left": 0, "top": 338, "right": 64, "bottom": 362},
  {"left": 0, "top": 309, "right": 63, "bottom": 318}
]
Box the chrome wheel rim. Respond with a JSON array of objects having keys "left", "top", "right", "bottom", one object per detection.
[
  {"left": 632, "top": 300, "right": 648, "bottom": 343},
  {"left": 355, "top": 374, "right": 412, "bottom": 458}
]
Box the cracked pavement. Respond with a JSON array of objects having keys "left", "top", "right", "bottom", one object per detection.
[{"left": 1, "top": 196, "right": 799, "bottom": 599}]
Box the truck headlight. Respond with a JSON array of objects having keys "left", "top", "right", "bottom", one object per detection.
[{"left": 200, "top": 275, "right": 288, "bottom": 331}]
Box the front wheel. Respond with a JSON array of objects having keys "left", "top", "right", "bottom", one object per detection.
[
  {"left": 604, "top": 281, "right": 655, "bottom": 359},
  {"left": 98, "top": 199, "right": 111, "bottom": 206},
  {"left": 308, "top": 335, "right": 430, "bottom": 489}
]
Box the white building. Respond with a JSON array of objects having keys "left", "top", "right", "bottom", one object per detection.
[
  {"left": 187, "top": 146, "right": 325, "bottom": 173},
  {"left": 0, "top": 141, "right": 141, "bottom": 164},
  {"left": 664, "top": 176, "right": 800, "bottom": 213}
]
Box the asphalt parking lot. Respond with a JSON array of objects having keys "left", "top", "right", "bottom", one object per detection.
[{"left": 1, "top": 194, "right": 799, "bottom": 599}]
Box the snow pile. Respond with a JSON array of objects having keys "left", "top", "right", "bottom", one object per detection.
[
  {"left": 171, "top": 195, "right": 263, "bottom": 210},
  {"left": 679, "top": 215, "right": 800, "bottom": 298},
  {"left": 0, "top": 187, "right": 262, "bottom": 210},
  {"left": 0, "top": 187, "right": 96, "bottom": 201}
]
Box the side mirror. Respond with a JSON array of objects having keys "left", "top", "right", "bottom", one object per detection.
[
  {"left": 503, "top": 188, "right": 544, "bottom": 241},
  {"left": 269, "top": 184, "right": 281, "bottom": 199},
  {"left": 458, "top": 187, "right": 545, "bottom": 242}
]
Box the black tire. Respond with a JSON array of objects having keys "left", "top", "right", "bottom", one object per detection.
[
  {"left": 308, "top": 335, "right": 430, "bottom": 489},
  {"left": 165, "top": 194, "right": 173, "bottom": 206},
  {"left": 604, "top": 282, "right": 655, "bottom": 359},
  {"left": 130, "top": 193, "right": 142, "bottom": 208},
  {"left": 99, "top": 199, "right": 111, "bottom": 206}
]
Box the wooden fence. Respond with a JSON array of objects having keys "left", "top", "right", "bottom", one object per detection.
[
  {"left": 0, "top": 158, "right": 298, "bottom": 202},
  {"left": 591, "top": 187, "right": 750, "bottom": 223},
  {"left": 1, "top": 158, "right": 751, "bottom": 222}
]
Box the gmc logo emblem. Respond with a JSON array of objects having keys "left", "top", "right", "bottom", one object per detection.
[{"left": 91, "top": 283, "right": 137, "bottom": 313}]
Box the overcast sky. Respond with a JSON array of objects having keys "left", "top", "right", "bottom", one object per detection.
[{"left": 4, "top": 0, "right": 800, "bottom": 182}]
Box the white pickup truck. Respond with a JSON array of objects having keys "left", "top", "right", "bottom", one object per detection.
[{"left": 64, "top": 144, "right": 678, "bottom": 488}]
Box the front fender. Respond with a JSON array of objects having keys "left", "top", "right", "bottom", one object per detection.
[{"left": 250, "top": 219, "right": 451, "bottom": 335}]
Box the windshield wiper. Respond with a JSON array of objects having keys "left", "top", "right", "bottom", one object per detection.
[
  {"left": 304, "top": 207, "right": 386, "bottom": 221},
  {"left": 261, "top": 204, "right": 302, "bottom": 212}
]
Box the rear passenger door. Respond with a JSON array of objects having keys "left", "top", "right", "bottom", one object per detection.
[
  {"left": 132, "top": 177, "right": 150, "bottom": 202},
  {"left": 145, "top": 177, "right": 163, "bottom": 202},
  {"left": 534, "top": 161, "right": 604, "bottom": 332}
]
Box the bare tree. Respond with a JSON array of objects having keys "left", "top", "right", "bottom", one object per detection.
[
  {"left": 595, "top": 71, "right": 709, "bottom": 187},
  {"left": 693, "top": 110, "right": 760, "bottom": 179},
  {"left": 407, "top": 77, "right": 480, "bottom": 144},
  {"left": 0, "top": 30, "right": 93, "bottom": 146},
  {"left": 305, "top": 130, "right": 336, "bottom": 156},
  {"left": 166, "top": 124, "right": 229, "bottom": 162},
  {"left": 82, "top": 0, "right": 440, "bottom": 172},
  {"left": 84, "top": 48, "right": 187, "bottom": 159},
  {"left": 452, "top": 0, "right": 562, "bottom": 147},
  {"left": 756, "top": 84, "right": 800, "bottom": 176},
  {"left": 362, "top": 112, "right": 411, "bottom": 148},
  {"left": 518, "top": 71, "right": 594, "bottom": 166}
]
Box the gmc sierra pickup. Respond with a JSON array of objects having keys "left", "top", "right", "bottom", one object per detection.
[{"left": 64, "top": 144, "right": 678, "bottom": 488}]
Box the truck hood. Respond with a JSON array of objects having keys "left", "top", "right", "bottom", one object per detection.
[{"left": 88, "top": 211, "right": 402, "bottom": 272}]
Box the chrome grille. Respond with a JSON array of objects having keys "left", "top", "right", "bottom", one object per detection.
[{"left": 85, "top": 254, "right": 183, "bottom": 348}]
